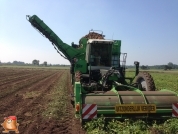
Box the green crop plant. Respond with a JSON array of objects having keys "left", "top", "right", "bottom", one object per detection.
[
  {"left": 42, "top": 71, "right": 69, "bottom": 120},
  {"left": 84, "top": 71, "right": 178, "bottom": 133},
  {"left": 84, "top": 117, "right": 178, "bottom": 133}
]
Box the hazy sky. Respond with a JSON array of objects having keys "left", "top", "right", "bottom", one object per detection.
[{"left": 0, "top": 0, "right": 178, "bottom": 65}]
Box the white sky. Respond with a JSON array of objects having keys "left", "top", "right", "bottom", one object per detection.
[{"left": 0, "top": 0, "right": 178, "bottom": 65}]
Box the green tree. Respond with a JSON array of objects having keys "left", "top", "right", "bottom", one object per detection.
[
  {"left": 141, "top": 65, "right": 149, "bottom": 70},
  {"left": 43, "top": 61, "right": 47, "bottom": 66},
  {"left": 164, "top": 65, "right": 172, "bottom": 70},
  {"left": 32, "top": 60, "right": 40, "bottom": 65},
  {"left": 168, "top": 62, "right": 174, "bottom": 69}
]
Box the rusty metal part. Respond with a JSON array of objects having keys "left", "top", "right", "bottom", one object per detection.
[
  {"left": 79, "top": 32, "right": 105, "bottom": 44},
  {"left": 82, "top": 32, "right": 104, "bottom": 39},
  {"left": 75, "top": 71, "right": 81, "bottom": 82}
]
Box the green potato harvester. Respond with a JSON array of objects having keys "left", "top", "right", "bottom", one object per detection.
[{"left": 26, "top": 15, "right": 178, "bottom": 123}]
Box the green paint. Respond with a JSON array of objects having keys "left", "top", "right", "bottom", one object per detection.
[
  {"left": 27, "top": 15, "right": 178, "bottom": 121},
  {"left": 74, "top": 59, "right": 87, "bottom": 73}
]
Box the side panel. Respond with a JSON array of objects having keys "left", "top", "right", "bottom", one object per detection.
[
  {"left": 74, "top": 59, "right": 88, "bottom": 73},
  {"left": 112, "top": 40, "right": 121, "bottom": 67},
  {"left": 112, "top": 40, "right": 121, "bottom": 55},
  {"left": 74, "top": 82, "right": 82, "bottom": 118}
]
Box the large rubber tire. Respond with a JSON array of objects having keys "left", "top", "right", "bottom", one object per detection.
[{"left": 134, "top": 72, "right": 156, "bottom": 91}]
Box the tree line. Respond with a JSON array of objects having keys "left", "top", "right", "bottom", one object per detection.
[
  {"left": 0, "top": 60, "right": 177, "bottom": 69},
  {"left": 139, "top": 62, "right": 178, "bottom": 70},
  {"left": 0, "top": 60, "right": 69, "bottom": 67}
]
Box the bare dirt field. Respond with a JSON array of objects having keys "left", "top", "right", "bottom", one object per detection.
[{"left": 0, "top": 67, "right": 86, "bottom": 134}]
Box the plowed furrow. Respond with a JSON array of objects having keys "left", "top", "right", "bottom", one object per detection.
[
  {"left": 0, "top": 68, "right": 36, "bottom": 78},
  {"left": 0, "top": 71, "right": 62, "bottom": 134},
  {"left": 0, "top": 71, "right": 32, "bottom": 79},
  {"left": 22, "top": 71, "right": 70, "bottom": 134},
  {"left": 0, "top": 68, "right": 86, "bottom": 134},
  {"left": 0, "top": 71, "right": 55, "bottom": 99},
  {"left": 0, "top": 71, "right": 46, "bottom": 88},
  {"left": 18, "top": 71, "right": 65, "bottom": 134},
  {"left": 0, "top": 70, "right": 44, "bottom": 82},
  {"left": 0, "top": 71, "right": 60, "bottom": 110}
]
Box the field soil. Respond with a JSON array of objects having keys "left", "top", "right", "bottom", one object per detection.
[{"left": 0, "top": 67, "right": 86, "bottom": 134}]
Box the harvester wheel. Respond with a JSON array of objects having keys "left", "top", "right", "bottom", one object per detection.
[{"left": 134, "top": 72, "right": 156, "bottom": 91}]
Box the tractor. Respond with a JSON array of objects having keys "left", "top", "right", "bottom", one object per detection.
[{"left": 26, "top": 15, "right": 178, "bottom": 123}]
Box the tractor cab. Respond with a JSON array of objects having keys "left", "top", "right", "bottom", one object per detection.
[
  {"left": 84, "top": 39, "right": 124, "bottom": 84},
  {"left": 85, "top": 39, "right": 125, "bottom": 76},
  {"left": 86, "top": 39, "right": 114, "bottom": 70}
]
